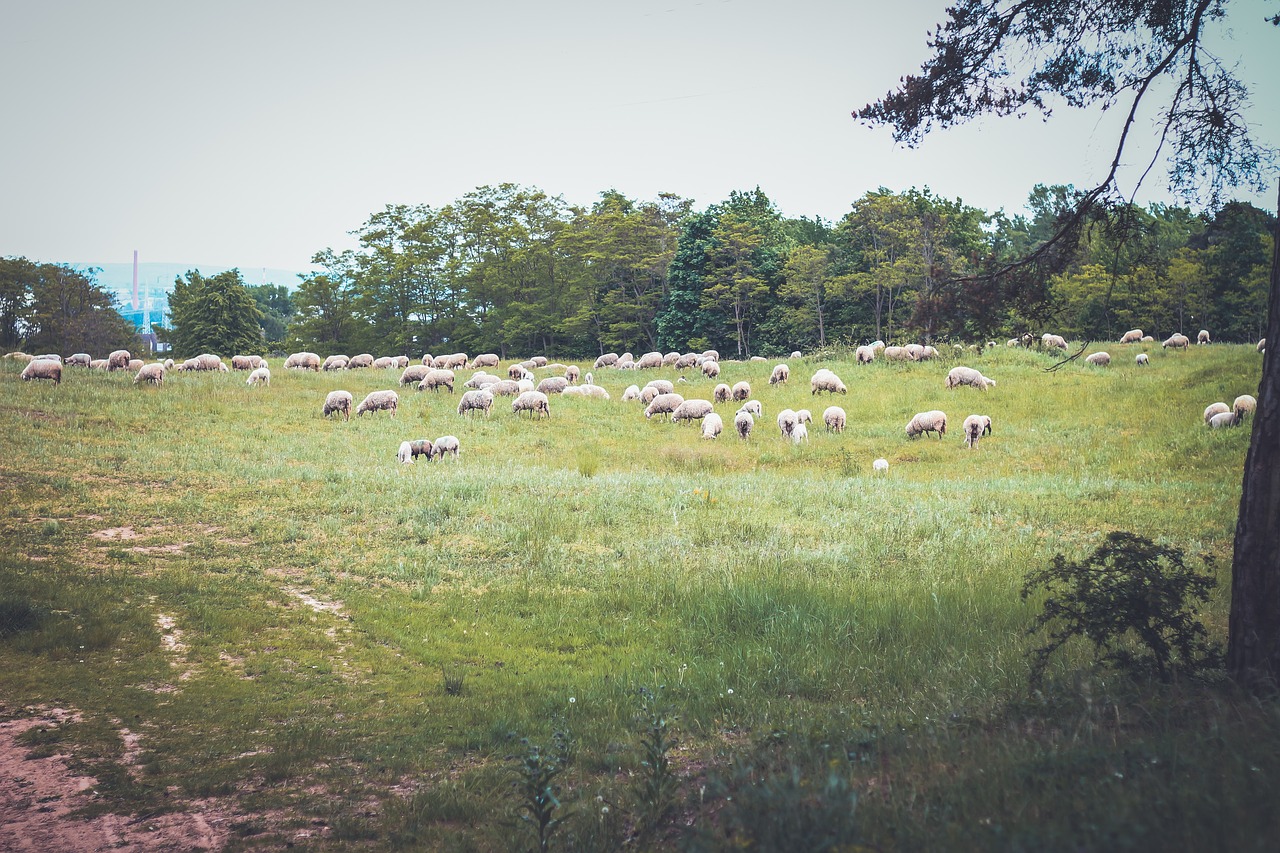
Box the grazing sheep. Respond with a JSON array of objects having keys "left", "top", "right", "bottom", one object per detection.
[
  {"left": 822, "top": 406, "right": 846, "bottom": 433},
  {"left": 700, "top": 412, "right": 724, "bottom": 439},
  {"left": 565, "top": 365, "right": 580, "bottom": 384},
  {"left": 732, "top": 381, "right": 751, "bottom": 401},
  {"left": 392, "top": 356, "right": 410, "bottom": 369},
  {"left": 918, "top": 345, "right": 940, "bottom": 360},
  {"left": 671, "top": 399, "right": 714, "bottom": 424},
  {"left": 1197, "top": 329, "right": 1211, "bottom": 345},
  {"left": 438, "top": 353, "right": 469, "bottom": 370},
  {"left": 512, "top": 390, "right": 551, "bottom": 418},
  {"left": 373, "top": 357, "right": 393, "bottom": 369},
  {"left": 516, "top": 379, "right": 535, "bottom": 393},
  {"left": 1234, "top": 395, "right": 1257, "bottom": 418},
  {"left": 810, "top": 368, "right": 847, "bottom": 395},
  {"left": 1007, "top": 338, "right": 1020, "bottom": 347},
  {"left": 356, "top": 390, "right": 399, "bottom": 418},
  {"left": 561, "top": 384, "right": 607, "bottom": 399},
  {"left": 883, "top": 345, "right": 911, "bottom": 361},
  {"left": 1084, "top": 352, "right": 1111, "bottom": 366},
  {"left": 20, "top": 359, "right": 62, "bottom": 384},
  {"left": 701, "top": 360, "right": 721, "bottom": 379},
  {"left": 636, "top": 351, "right": 664, "bottom": 369},
  {"left": 584, "top": 372, "right": 593, "bottom": 385},
  {"left": 905, "top": 410, "right": 948, "bottom": 439},
  {"left": 537, "top": 376, "right": 569, "bottom": 395},
  {"left": 469, "top": 353, "right": 499, "bottom": 369},
  {"left": 285, "top": 352, "right": 322, "bottom": 371},
  {"left": 750, "top": 355, "right": 767, "bottom": 362},
  {"left": 1258, "top": 338, "right": 1266, "bottom": 353},
  {"left": 4, "top": 351, "right": 34, "bottom": 362},
  {"left": 734, "top": 410, "right": 754, "bottom": 439},
  {"left": 134, "top": 362, "right": 166, "bottom": 385},
  {"left": 1136, "top": 353, "right": 1149, "bottom": 366},
  {"left": 1141, "top": 336, "right": 1155, "bottom": 342},
  {"left": 463, "top": 372, "right": 498, "bottom": 390},
  {"left": 421, "top": 354, "right": 435, "bottom": 367},
  {"left": 777, "top": 408, "right": 797, "bottom": 438},
  {"left": 674, "top": 352, "right": 699, "bottom": 369},
  {"left": 231, "top": 354, "right": 263, "bottom": 370},
  {"left": 873, "top": 458, "right": 889, "bottom": 474},
  {"left": 594, "top": 353, "right": 619, "bottom": 368},
  {"left": 662, "top": 351, "right": 681, "bottom": 367},
  {"left": 856, "top": 345, "right": 876, "bottom": 364},
  {"left": 904, "top": 343, "right": 925, "bottom": 360},
  {"left": 962, "top": 414, "right": 992, "bottom": 449},
  {"left": 528, "top": 356, "right": 547, "bottom": 368},
  {"left": 790, "top": 350, "right": 802, "bottom": 359},
  {"left": 1120, "top": 329, "right": 1144, "bottom": 344},
  {"left": 457, "top": 389, "right": 494, "bottom": 417},
  {"left": 1042, "top": 334, "right": 1068, "bottom": 350},
  {"left": 181, "top": 353, "right": 224, "bottom": 371},
  {"left": 434, "top": 435, "right": 462, "bottom": 458},
  {"left": 408, "top": 439, "right": 436, "bottom": 461},
  {"left": 644, "top": 393, "right": 684, "bottom": 420},
  {"left": 107, "top": 349, "right": 131, "bottom": 371},
  {"left": 128, "top": 358, "right": 145, "bottom": 371},
  {"left": 486, "top": 379, "right": 522, "bottom": 396},
  {"left": 1208, "top": 410, "right": 1242, "bottom": 429},
  {"left": 645, "top": 379, "right": 675, "bottom": 395},
  {"left": 1162, "top": 333, "right": 1190, "bottom": 349},
  {"left": 322, "top": 354, "right": 349, "bottom": 371},
  {"left": 741, "top": 399, "right": 763, "bottom": 418},
  {"left": 246, "top": 366, "right": 271, "bottom": 387},
  {"left": 640, "top": 386, "right": 664, "bottom": 405},
  {"left": 66, "top": 352, "right": 91, "bottom": 367},
  {"left": 770, "top": 363, "right": 790, "bottom": 384},
  {"left": 795, "top": 409, "right": 812, "bottom": 426},
  {"left": 163, "top": 358, "right": 174, "bottom": 370},
  {"left": 1203, "top": 402, "right": 1230, "bottom": 423},
  {"left": 617, "top": 352, "right": 635, "bottom": 368},
  {"left": 621, "top": 384, "right": 641, "bottom": 402},
  {"left": 323, "top": 390, "right": 354, "bottom": 421},
  {"left": 712, "top": 383, "right": 732, "bottom": 403},
  {"left": 397, "top": 441, "right": 414, "bottom": 464},
  {"left": 400, "top": 364, "right": 431, "bottom": 385},
  {"left": 791, "top": 422, "right": 809, "bottom": 444},
  {"left": 945, "top": 366, "right": 996, "bottom": 390},
  {"left": 347, "top": 353, "right": 374, "bottom": 369},
  {"left": 419, "top": 369, "right": 456, "bottom": 393}
]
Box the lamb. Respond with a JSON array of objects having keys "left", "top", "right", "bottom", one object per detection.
[
  {"left": 1162, "top": 333, "right": 1190, "bottom": 349},
  {"left": 822, "top": 406, "right": 846, "bottom": 433},
  {"left": 962, "top": 414, "right": 992, "bottom": 449},
  {"left": 621, "top": 384, "right": 641, "bottom": 402},
  {"left": 285, "top": 352, "right": 322, "bottom": 371},
  {"left": 486, "top": 379, "right": 522, "bottom": 396},
  {"left": 1197, "top": 329, "right": 1211, "bottom": 345},
  {"left": 732, "top": 381, "right": 751, "bottom": 401},
  {"left": 512, "top": 390, "right": 551, "bottom": 418},
  {"left": 873, "top": 458, "right": 889, "bottom": 474},
  {"left": 856, "top": 345, "right": 876, "bottom": 363},
  {"left": 740, "top": 399, "right": 763, "bottom": 418},
  {"left": 945, "top": 366, "right": 995, "bottom": 390},
  {"left": 644, "top": 393, "right": 684, "bottom": 420},
  {"left": 433, "top": 435, "right": 461, "bottom": 459},
  {"left": 469, "top": 353, "right": 499, "bottom": 369},
  {"left": 636, "top": 351, "right": 664, "bottom": 369},
  {"left": 734, "top": 410, "right": 754, "bottom": 439},
  {"left": 246, "top": 366, "right": 271, "bottom": 387},
  {"left": 565, "top": 365, "right": 580, "bottom": 384},
  {"left": 397, "top": 441, "right": 414, "bottom": 464},
  {"left": 322, "top": 354, "right": 350, "bottom": 371},
  {"left": 1208, "top": 410, "right": 1242, "bottom": 429},
  {"left": 712, "top": 383, "right": 732, "bottom": 403},
  {"left": 701, "top": 360, "right": 721, "bottom": 379},
  {"left": 584, "top": 372, "right": 593, "bottom": 385},
  {"left": 791, "top": 422, "right": 809, "bottom": 444},
  {"left": 457, "top": 389, "right": 494, "bottom": 417},
  {"left": 594, "top": 353, "right": 619, "bottom": 368},
  {"left": 419, "top": 369, "right": 456, "bottom": 393},
  {"left": 408, "top": 439, "right": 436, "bottom": 461},
  {"left": 231, "top": 355, "right": 263, "bottom": 370},
  {"left": 1042, "top": 334, "right": 1068, "bottom": 350},
  {"left": 536, "top": 376, "right": 569, "bottom": 395},
  {"left": 905, "top": 410, "right": 947, "bottom": 439},
  {"left": 66, "top": 353, "right": 92, "bottom": 367},
  {"left": 134, "top": 362, "right": 166, "bottom": 385},
  {"left": 1234, "top": 395, "right": 1257, "bottom": 418},
  {"left": 1084, "top": 352, "right": 1111, "bottom": 366},
  {"left": 1136, "top": 353, "right": 1149, "bottom": 366},
  {"left": 356, "top": 390, "right": 399, "bottom": 418},
  {"left": 1120, "top": 329, "right": 1144, "bottom": 344},
  {"left": 400, "top": 365, "right": 431, "bottom": 385},
  {"left": 809, "top": 368, "right": 847, "bottom": 395},
  {"left": 701, "top": 412, "right": 724, "bottom": 439},
  {"left": 671, "top": 399, "right": 715, "bottom": 424},
  {"left": 1203, "top": 402, "right": 1230, "bottom": 424},
  {"left": 322, "top": 390, "right": 354, "bottom": 421},
  {"left": 770, "top": 363, "right": 790, "bottom": 384},
  {"left": 107, "top": 349, "right": 131, "bottom": 371},
  {"left": 20, "top": 359, "right": 62, "bottom": 384},
  {"left": 777, "top": 408, "right": 797, "bottom": 438}
]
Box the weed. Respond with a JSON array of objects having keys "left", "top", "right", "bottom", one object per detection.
[
  {"left": 0, "top": 598, "right": 47, "bottom": 638},
  {"left": 442, "top": 664, "right": 466, "bottom": 696},
  {"left": 575, "top": 448, "right": 599, "bottom": 478},
  {"left": 40, "top": 520, "right": 60, "bottom": 536},
  {"left": 633, "top": 686, "right": 679, "bottom": 847},
  {"left": 510, "top": 730, "right": 572, "bottom": 853}
]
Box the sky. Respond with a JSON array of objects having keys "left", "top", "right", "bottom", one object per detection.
[{"left": 2, "top": 0, "right": 1277, "bottom": 276}]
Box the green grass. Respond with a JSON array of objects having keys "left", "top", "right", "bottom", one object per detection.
[{"left": 0, "top": 345, "right": 1275, "bottom": 850}]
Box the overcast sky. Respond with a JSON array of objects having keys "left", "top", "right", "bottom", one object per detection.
[{"left": 2, "top": 0, "right": 1277, "bottom": 273}]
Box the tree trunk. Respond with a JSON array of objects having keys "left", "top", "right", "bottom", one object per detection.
[{"left": 1227, "top": 183, "right": 1280, "bottom": 690}]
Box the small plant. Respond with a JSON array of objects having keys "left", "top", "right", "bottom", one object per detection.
[
  {"left": 633, "top": 686, "right": 679, "bottom": 847},
  {"left": 1021, "top": 531, "right": 1222, "bottom": 684},
  {"left": 0, "top": 598, "right": 47, "bottom": 639},
  {"left": 575, "top": 449, "right": 599, "bottom": 479},
  {"left": 441, "top": 664, "right": 465, "bottom": 696},
  {"left": 511, "top": 730, "right": 571, "bottom": 853},
  {"left": 40, "top": 520, "right": 60, "bottom": 537}
]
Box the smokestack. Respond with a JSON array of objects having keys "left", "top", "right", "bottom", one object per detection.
[{"left": 132, "top": 250, "right": 139, "bottom": 310}]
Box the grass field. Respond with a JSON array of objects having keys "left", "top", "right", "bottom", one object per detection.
[{"left": 1, "top": 343, "right": 1277, "bottom": 851}]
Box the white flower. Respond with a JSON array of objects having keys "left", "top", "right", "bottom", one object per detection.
[{"left": 569, "top": 697, "right": 576, "bottom": 703}]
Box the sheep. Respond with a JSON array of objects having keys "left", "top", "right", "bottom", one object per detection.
[
  {"left": 1136, "top": 353, "right": 1149, "bottom": 366},
  {"left": 565, "top": 365, "right": 580, "bottom": 384},
  {"left": 584, "top": 372, "right": 593, "bottom": 385},
  {"left": 621, "top": 384, "right": 641, "bottom": 402},
  {"left": 1258, "top": 338, "right": 1266, "bottom": 353},
  {"left": 701, "top": 360, "right": 721, "bottom": 379},
  {"left": 1084, "top": 352, "right": 1111, "bottom": 366},
  {"left": 246, "top": 366, "right": 271, "bottom": 387},
  {"left": 356, "top": 390, "right": 399, "bottom": 418},
  {"left": 397, "top": 441, "right": 414, "bottom": 464},
  {"left": 322, "top": 354, "right": 349, "bottom": 371},
  {"left": 883, "top": 345, "right": 911, "bottom": 361},
  {"left": 594, "top": 352, "right": 619, "bottom": 368},
  {"left": 644, "top": 393, "right": 684, "bottom": 420},
  {"left": 434, "top": 435, "right": 461, "bottom": 459},
  {"left": 1042, "top": 334, "right": 1068, "bottom": 350},
  {"left": 463, "top": 372, "right": 498, "bottom": 390},
  {"left": 128, "top": 358, "right": 145, "bottom": 371},
  {"left": 408, "top": 439, "right": 436, "bottom": 461},
  {"left": 712, "top": 383, "right": 732, "bottom": 403},
  {"left": 741, "top": 399, "right": 763, "bottom": 418},
  {"left": 343, "top": 353, "right": 371, "bottom": 369},
  {"left": 617, "top": 352, "right": 635, "bottom": 367},
  {"left": 674, "top": 353, "right": 699, "bottom": 369},
  {"left": 790, "top": 350, "right": 802, "bottom": 359},
  {"left": 181, "top": 353, "right": 223, "bottom": 371},
  {"left": 512, "top": 390, "right": 550, "bottom": 418},
  {"left": 918, "top": 345, "right": 940, "bottom": 361},
  {"left": 537, "top": 376, "right": 569, "bottom": 395},
  {"left": 400, "top": 364, "right": 431, "bottom": 385},
  {"left": 421, "top": 354, "right": 435, "bottom": 367},
  {"left": 671, "top": 399, "right": 715, "bottom": 424},
  {"left": 1196, "top": 329, "right": 1211, "bottom": 345},
  {"left": 810, "top": 368, "right": 847, "bottom": 395},
  {"left": 134, "top": 362, "right": 166, "bottom": 385},
  {"left": 962, "top": 414, "right": 992, "bottom": 449},
  {"left": 856, "top": 345, "right": 876, "bottom": 363},
  {"left": 163, "top": 358, "right": 174, "bottom": 370},
  {"left": 1141, "top": 335, "right": 1155, "bottom": 342},
  {"left": 1120, "top": 329, "right": 1144, "bottom": 344},
  {"left": 20, "top": 359, "right": 62, "bottom": 384},
  {"left": 1007, "top": 338, "right": 1020, "bottom": 347},
  {"left": 734, "top": 410, "right": 754, "bottom": 439},
  {"left": 1208, "top": 410, "right": 1242, "bottom": 429},
  {"left": 795, "top": 409, "right": 812, "bottom": 426},
  {"left": 904, "top": 343, "right": 925, "bottom": 360},
  {"left": 770, "top": 363, "right": 790, "bottom": 384},
  {"left": 322, "top": 390, "right": 354, "bottom": 421},
  {"left": 945, "top": 366, "right": 995, "bottom": 390},
  {"left": 469, "top": 353, "right": 499, "bottom": 369},
  {"left": 750, "top": 355, "right": 767, "bottom": 362},
  {"left": 486, "top": 379, "right": 522, "bottom": 396},
  {"left": 1203, "top": 402, "right": 1230, "bottom": 424},
  {"left": 66, "top": 352, "right": 91, "bottom": 367},
  {"left": 871, "top": 341, "right": 886, "bottom": 352},
  {"left": 905, "top": 410, "right": 947, "bottom": 439},
  {"left": 438, "top": 353, "right": 469, "bottom": 370},
  {"left": 661, "top": 351, "right": 681, "bottom": 367},
  {"left": 561, "top": 383, "right": 609, "bottom": 399},
  {"left": 732, "top": 381, "right": 751, "bottom": 401},
  {"left": 873, "top": 458, "right": 889, "bottom": 474},
  {"left": 791, "top": 422, "right": 809, "bottom": 444},
  {"left": 231, "top": 354, "right": 262, "bottom": 370},
  {"left": 285, "top": 352, "right": 321, "bottom": 371},
  {"left": 457, "top": 389, "right": 494, "bottom": 417},
  {"left": 4, "top": 351, "right": 34, "bottom": 362},
  {"left": 516, "top": 378, "right": 535, "bottom": 393},
  {"left": 508, "top": 363, "right": 529, "bottom": 380},
  {"left": 419, "top": 369, "right": 456, "bottom": 393},
  {"left": 529, "top": 356, "right": 548, "bottom": 368},
  {"left": 1162, "top": 333, "right": 1190, "bottom": 349},
  {"left": 697, "top": 412, "right": 724, "bottom": 440},
  {"left": 822, "top": 406, "right": 846, "bottom": 432},
  {"left": 1234, "top": 395, "right": 1257, "bottom": 418},
  {"left": 636, "top": 351, "right": 664, "bottom": 369},
  {"left": 777, "top": 408, "right": 797, "bottom": 438},
  {"left": 373, "top": 357, "right": 394, "bottom": 369},
  {"left": 107, "top": 349, "right": 131, "bottom": 371},
  {"left": 645, "top": 379, "right": 675, "bottom": 395}
]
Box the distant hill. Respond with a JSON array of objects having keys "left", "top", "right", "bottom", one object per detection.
[{"left": 79, "top": 262, "right": 309, "bottom": 309}]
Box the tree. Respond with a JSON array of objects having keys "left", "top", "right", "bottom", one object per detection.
[
  {"left": 288, "top": 250, "right": 363, "bottom": 352},
  {"left": 0, "top": 257, "right": 140, "bottom": 355},
  {"left": 167, "top": 269, "right": 264, "bottom": 357},
  {"left": 857, "top": 0, "right": 1279, "bottom": 687},
  {"left": 246, "top": 283, "right": 294, "bottom": 347}
]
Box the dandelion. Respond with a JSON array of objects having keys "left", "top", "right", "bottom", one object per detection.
[
  {"left": 727, "top": 688, "right": 734, "bottom": 695},
  {"left": 569, "top": 696, "right": 576, "bottom": 704}
]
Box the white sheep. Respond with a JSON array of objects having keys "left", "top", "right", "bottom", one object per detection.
[
  {"left": 809, "top": 368, "right": 847, "bottom": 395},
  {"left": 397, "top": 441, "right": 414, "bottom": 464},
  {"left": 1208, "top": 410, "right": 1242, "bottom": 429},
  {"left": 791, "top": 422, "right": 809, "bottom": 444},
  {"left": 562, "top": 384, "right": 610, "bottom": 399},
  {"left": 286, "top": 352, "right": 321, "bottom": 371},
  {"left": 1197, "top": 329, "right": 1211, "bottom": 345},
  {"left": 873, "top": 458, "right": 889, "bottom": 474},
  {"left": 322, "top": 354, "right": 349, "bottom": 371},
  {"left": 1162, "top": 333, "right": 1190, "bottom": 349},
  {"left": 795, "top": 409, "right": 812, "bottom": 425},
  {"left": 536, "top": 376, "right": 569, "bottom": 395},
  {"left": 904, "top": 343, "right": 925, "bottom": 360},
  {"left": 712, "top": 383, "right": 732, "bottom": 403},
  {"left": 20, "top": 359, "right": 62, "bottom": 384},
  {"left": 565, "top": 365, "right": 581, "bottom": 384},
  {"left": 1258, "top": 338, "right": 1266, "bottom": 353},
  {"left": 107, "top": 349, "right": 131, "bottom": 371},
  {"left": 674, "top": 353, "right": 699, "bottom": 369},
  {"left": 622, "top": 384, "right": 641, "bottom": 402},
  {"left": 945, "top": 366, "right": 995, "bottom": 390},
  {"left": 433, "top": 435, "right": 461, "bottom": 458},
  {"left": 231, "top": 354, "right": 262, "bottom": 370},
  {"left": 741, "top": 399, "right": 762, "bottom": 418},
  {"left": 822, "top": 406, "right": 846, "bottom": 433},
  {"left": 512, "top": 390, "right": 551, "bottom": 418},
  {"left": 486, "top": 379, "right": 522, "bottom": 397},
  {"left": 400, "top": 365, "right": 431, "bottom": 386},
  {"left": 856, "top": 345, "right": 876, "bottom": 364},
  {"left": 734, "top": 410, "right": 753, "bottom": 439},
  {"left": 663, "top": 351, "right": 681, "bottom": 367},
  {"left": 701, "top": 412, "right": 724, "bottom": 439},
  {"left": 419, "top": 369, "right": 455, "bottom": 393},
  {"left": 1234, "top": 395, "right": 1257, "bottom": 418},
  {"left": 905, "top": 410, "right": 947, "bottom": 439},
  {"left": 356, "top": 390, "right": 399, "bottom": 418},
  {"left": 584, "top": 372, "right": 593, "bottom": 385},
  {"left": 777, "top": 408, "right": 797, "bottom": 438},
  {"left": 594, "top": 353, "right": 619, "bottom": 368},
  {"left": 636, "top": 351, "right": 664, "bottom": 369},
  {"left": 348, "top": 353, "right": 374, "bottom": 369},
  {"left": 1136, "top": 353, "right": 1149, "bottom": 366},
  {"left": 962, "top": 414, "right": 992, "bottom": 449},
  {"left": 246, "top": 366, "right": 271, "bottom": 387},
  {"left": 134, "top": 363, "right": 166, "bottom": 385},
  {"left": 769, "top": 364, "right": 790, "bottom": 385},
  {"left": 645, "top": 379, "right": 675, "bottom": 395},
  {"left": 322, "top": 390, "right": 354, "bottom": 421},
  {"left": 644, "top": 393, "right": 685, "bottom": 420},
  {"left": 1084, "top": 352, "right": 1111, "bottom": 366},
  {"left": 672, "top": 399, "right": 715, "bottom": 424},
  {"left": 1120, "top": 329, "right": 1144, "bottom": 344},
  {"left": 407, "top": 439, "right": 435, "bottom": 461},
  {"left": 516, "top": 378, "right": 535, "bottom": 393},
  {"left": 1203, "top": 402, "right": 1230, "bottom": 424},
  {"left": 701, "top": 360, "right": 721, "bottom": 379},
  {"left": 1042, "top": 334, "right": 1068, "bottom": 350},
  {"left": 883, "top": 345, "right": 911, "bottom": 361},
  {"left": 469, "top": 353, "right": 500, "bottom": 369},
  {"left": 457, "top": 389, "right": 494, "bottom": 417},
  {"left": 732, "top": 381, "right": 751, "bottom": 401}
]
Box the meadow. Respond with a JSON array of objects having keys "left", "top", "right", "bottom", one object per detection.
[{"left": 1, "top": 343, "right": 1277, "bottom": 851}]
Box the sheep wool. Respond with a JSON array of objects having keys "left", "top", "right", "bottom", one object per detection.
[
  {"left": 419, "top": 369, "right": 456, "bottom": 393},
  {"left": 1197, "top": 329, "right": 1211, "bottom": 345},
  {"left": 348, "top": 354, "right": 374, "bottom": 369},
  {"left": 791, "top": 422, "right": 809, "bottom": 444},
  {"left": 713, "top": 383, "right": 732, "bottom": 403},
  {"left": 701, "top": 412, "right": 724, "bottom": 439},
  {"left": 322, "top": 390, "right": 354, "bottom": 421},
  {"left": 732, "top": 381, "right": 751, "bottom": 401},
  {"left": 769, "top": 364, "right": 790, "bottom": 385},
  {"left": 512, "top": 391, "right": 551, "bottom": 418},
  {"left": 856, "top": 345, "right": 876, "bottom": 364},
  {"left": 741, "top": 400, "right": 763, "bottom": 418},
  {"left": 246, "top": 366, "right": 270, "bottom": 387},
  {"left": 356, "top": 390, "right": 399, "bottom": 418},
  {"left": 536, "top": 376, "right": 569, "bottom": 395},
  {"left": 962, "top": 414, "right": 992, "bottom": 449},
  {"left": 905, "top": 410, "right": 947, "bottom": 439},
  {"left": 400, "top": 365, "right": 431, "bottom": 385},
  {"left": 822, "top": 406, "right": 846, "bottom": 433},
  {"left": 795, "top": 409, "right": 812, "bottom": 424},
  {"left": 1203, "top": 402, "right": 1230, "bottom": 424},
  {"left": 457, "top": 389, "right": 494, "bottom": 417},
  {"left": 734, "top": 410, "right": 753, "bottom": 439},
  {"left": 134, "top": 363, "right": 166, "bottom": 385},
  {"left": 701, "top": 360, "right": 721, "bottom": 379},
  {"left": 20, "top": 359, "right": 62, "bottom": 384},
  {"left": 1234, "top": 395, "right": 1257, "bottom": 418}
]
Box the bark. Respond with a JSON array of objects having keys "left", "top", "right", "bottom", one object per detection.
[{"left": 1227, "top": 183, "right": 1280, "bottom": 690}]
